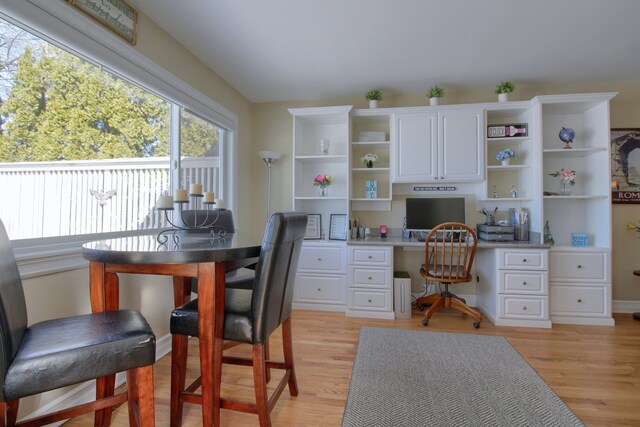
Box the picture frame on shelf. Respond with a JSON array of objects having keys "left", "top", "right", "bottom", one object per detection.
[
  {"left": 329, "top": 214, "right": 348, "bottom": 240},
  {"left": 304, "top": 214, "right": 322, "bottom": 239},
  {"left": 611, "top": 128, "right": 640, "bottom": 204}
]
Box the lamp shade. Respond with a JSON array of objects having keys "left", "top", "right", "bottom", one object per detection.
[{"left": 259, "top": 151, "right": 282, "bottom": 161}]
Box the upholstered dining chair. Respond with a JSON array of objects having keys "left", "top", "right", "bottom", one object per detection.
[
  {"left": 0, "top": 219, "right": 156, "bottom": 426},
  {"left": 415, "top": 222, "right": 483, "bottom": 328},
  {"left": 169, "top": 212, "right": 307, "bottom": 427}
]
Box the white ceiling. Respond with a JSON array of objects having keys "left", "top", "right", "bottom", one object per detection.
[{"left": 127, "top": 0, "right": 640, "bottom": 103}]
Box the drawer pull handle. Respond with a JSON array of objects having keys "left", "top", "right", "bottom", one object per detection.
[
  {"left": 368, "top": 255, "right": 373, "bottom": 259},
  {"left": 577, "top": 298, "right": 582, "bottom": 303},
  {"left": 577, "top": 265, "right": 582, "bottom": 269},
  {"left": 317, "top": 257, "right": 322, "bottom": 261},
  {"left": 368, "top": 276, "right": 373, "bottom": 280},
  {"left": 522, "top": 281, "right": 527, "bottom": 286},
  {"left": 317, "top": 288, "right": 321, "bottom": 292},
  {"left": 522, "top": 258, "right": 527, "bottom": 263},
  {"left": 368, "top": 299, "right": 373, "bottom": 303},
  {"left": 522, "top": 306, "right": 527, "bottom": 311}
]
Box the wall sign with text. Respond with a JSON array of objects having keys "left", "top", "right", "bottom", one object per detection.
[
  {"left": 611, "top": 128, "right": 640, "bottom": 204},
  {"left": 66, "top": 0, "right": 138, "bottom": 44}
]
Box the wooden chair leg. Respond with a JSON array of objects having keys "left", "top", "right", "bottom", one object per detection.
[
  {"left": 170, "top": 334, "right": 189, "bottom": 427},
  {"left": 450, "top": 296, "right": 483, "bottom": 323},
  {"left": 5, "top": 400, "right": 18, "bottom": 427},
  {"left": 127, "top": 369, "right": 139, "bottom": 427},
  {"left": 252, "top": 344, "right": 271, "bottom": 427},
  {"left": 423, "top": 295, "right": 446, "bottom": 321},
  {"left": 136, "top": 365, "right": 155, "bottom": 427},
  {"left": 416, "top": 293, "right": 440, "bottom": 308},
  {"left": 265, "top": 337, "right": 271, "bottom": 383},
  {"left": 95, "top": 374, "right": 116, "bottom": 427},
  {"left": 282, "top": 317, "right": 298, "bottom": 396}
]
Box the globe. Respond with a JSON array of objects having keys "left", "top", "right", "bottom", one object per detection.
[{"left": 559, "top": 127, "right": 575, "bottom": 148}]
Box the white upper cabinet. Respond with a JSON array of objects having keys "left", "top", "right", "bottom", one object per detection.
[{"left": 391, "top": 107, "right": 484, "bottom": 183}]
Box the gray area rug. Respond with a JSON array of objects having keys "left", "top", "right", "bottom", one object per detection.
[{"left": 342, "top": 327, "right": 583, "bottom": 427}]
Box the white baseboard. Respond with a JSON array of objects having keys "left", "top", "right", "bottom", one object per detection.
[
  {"left": 20, "top": 332, "right": 172, "bottom": 424},
  {"left": 612, "top": 299, "right": 640, "bottom": 314}
]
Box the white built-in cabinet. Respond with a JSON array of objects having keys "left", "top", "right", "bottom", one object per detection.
[
  {"left": 289, "top": 93, "right": 616, "bottom": 326},
  {"left": 391, "top": 107, "right": 484, "bottom": 183}
]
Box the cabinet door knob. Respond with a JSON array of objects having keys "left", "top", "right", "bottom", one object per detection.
[
  {"left": 368, "top": 276, "right": 373, "bottom": 280},
  {"left": 440, "top": 176, "right": 445, "bottom": 180},
  {"left": 317, "top": 257, "right": 322, "bottom": 261},
  {"left": 577, "top": 265, "right": 582, "bottom": 269},
  {"left": 317, "top": 288, "right": 322, "bottom": 292},
  {"left": 367, "top": 255, "right": 373, "bottom": 259},
  {"left": 522, "top": 281, "right": 527, "bottom": 286},
  {"left": 367, "top": 299, "right": 372, "bottom": 303},
  {"left": 522, "top": 258, "right": 527, "bottom": 263},
  {"left": 577, "top": 298, "right": 582, "bottom": 303},
  {"left": 522, "top": 306, "right": 527, "bottom": 311}
]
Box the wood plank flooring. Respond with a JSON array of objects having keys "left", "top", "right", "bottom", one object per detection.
[{"left": 64, "top": 309, "right": 640, "bottom": 427}]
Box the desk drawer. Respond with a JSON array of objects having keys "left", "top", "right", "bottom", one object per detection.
[
  {"left": 348, "top": 289, "right": 392, "bottom": 311},
  {"left": 298, "top": 245, "right": 346, "bottom": 273},
  {"left": 349, "top": 246, "right": 392, "bottom": 265},
  {"left": 294, "top": 273, "right": 346, "bottom": 305},
  {"left": 499, "top": 271, "right": 547, "bottom": 295},
  {"left": 349, "top": 267, "right": 391, "bottom": 289},
  {"left": 498, "top": 249, "right": 547, "bottom": 270},
  {"left": 550, "top": 285, "right": 609, "bottom": 316},
  {"left": 549, "top": 251, "right": 607, "bottom": 282},
  {"left": 498, "top": 295, "right": 548, "bottom": 320}
]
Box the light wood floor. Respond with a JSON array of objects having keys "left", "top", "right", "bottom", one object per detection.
[{"left": 65, "top": 309, "right": 640, "bottom": 427}]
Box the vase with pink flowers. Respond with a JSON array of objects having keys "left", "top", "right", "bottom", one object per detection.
[
  {"left": 549, "top": 168, "right": 576, "bottom": 196},
  {"left": 313, "top": 174, "right": 333, "bottom": 196}
]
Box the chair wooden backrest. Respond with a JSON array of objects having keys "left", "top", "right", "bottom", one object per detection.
[{"left": 423, "top": 222, "right": 477, "bottom": 283}]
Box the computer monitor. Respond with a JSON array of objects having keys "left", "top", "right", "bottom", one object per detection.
[{"left": 405, "top": 197, "right": 466, "bottom": 231}]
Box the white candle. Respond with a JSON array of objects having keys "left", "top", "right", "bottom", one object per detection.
[
  {"left": 189, "top": 183, "right": 202, "bottom": 195},
  {"left": 156, "top": 195, "right": 174, "bottom": 209},
  {"left": 175, "top": 189, "right": 188, "bottom": 202},
  {"left": 203, "top": 192, "right": 215, "bottom": 203},
  {"left": 214, "top": 199, "right": 225, "bottom": 209}
]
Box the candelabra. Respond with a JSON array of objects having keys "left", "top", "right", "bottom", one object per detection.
[{"left": 155, "top": 186, "right": 227, "bottom": 245}]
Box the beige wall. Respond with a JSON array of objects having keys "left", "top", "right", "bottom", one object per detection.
[{"left": 252, "top": 82, "right": 640, "bottom": 302}]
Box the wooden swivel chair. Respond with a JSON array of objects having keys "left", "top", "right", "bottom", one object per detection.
[
  {"left": 415, "top": 222, "right": 483, "bottom": 328},
  {"left": 169, "top": 212, "right": 307, "bottom": 427},
  {"left": 0, "top": 219, "right": 156, "bottom": 426}
]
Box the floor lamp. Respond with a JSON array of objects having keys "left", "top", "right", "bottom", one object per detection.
[{"left": 259, "top": 150, "right": 282, "bottom": 220}]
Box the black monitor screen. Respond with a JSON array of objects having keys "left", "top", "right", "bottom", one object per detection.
[{"left": 405, "top": 197, "right": 466, "bottom": 231}]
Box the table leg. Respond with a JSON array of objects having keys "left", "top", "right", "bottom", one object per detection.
[
  {"left": 89, "top": 261, "right": 119, "bottom": 427},
  {"left": 173, "top": 276, "right": 192, "bottom": 307},
  {"left": 197, "top": 262, "right": 227, "bottom": 427}
]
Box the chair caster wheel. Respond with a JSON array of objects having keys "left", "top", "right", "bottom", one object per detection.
[
  {"left": 422, "top": 319, "right": 429, "bottom": 326},
  {"left": 473, "top": 322, "right": 481, "bottom": 329},
  {"left": 418, "top": 304, "right": 427, "bottom": 311}
]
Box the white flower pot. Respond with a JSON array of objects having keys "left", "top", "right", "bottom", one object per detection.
[
  {"left": 429, "top": 97, "right": 439, "bottom": 106},
  {"left": 369, "top": 100, "right": 378, "bottom": 109},
  {"left": 501, "top": 159, "right": 511, "bottom": 166},
  {"left": 498, "top": 93, "right": 509, "bottom": 103}
]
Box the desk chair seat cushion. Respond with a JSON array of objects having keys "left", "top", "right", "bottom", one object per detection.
[
  {"left": 422, "top": 264, "right": 468, "bottom": 279},
  {"left": 3, "top": 309, "right": 155, "bottom": 401},
  {"left": 170, "top": 286, "right": 254, "bottom": 344}
]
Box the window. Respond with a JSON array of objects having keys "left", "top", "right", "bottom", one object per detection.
[
  {"left": 0, "top": 17, "right": 227, "bottom": 241},
  {"left": 0, "top": 0, "right": 237, "bottom": 277}
]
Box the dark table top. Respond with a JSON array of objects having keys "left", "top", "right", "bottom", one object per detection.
[{"left": 82, "top": 231, "right": 262, "bottom": 265}]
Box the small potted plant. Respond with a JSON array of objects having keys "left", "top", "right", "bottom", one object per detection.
[
  {"left": 496, "top": 148, "right": 517, "bottom": 165},
  {"left": 361, "top": 153, "right": 379, "bottom": 168},
  {"left": 495, "top": 81, "right": 515, "bottom": 102},
  {"left": 365, "top": 89, "right": 383, "bottom": 109},
  {"left": 427, "top": 85, "right": 444, "bottom": 106}
]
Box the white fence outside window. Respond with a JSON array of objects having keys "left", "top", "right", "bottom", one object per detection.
[{"left": 0, "top": 157, "right": 219, "bottom": 240}]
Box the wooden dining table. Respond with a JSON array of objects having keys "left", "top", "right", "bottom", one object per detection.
[{"left": 82, "top": 230, "right": 262, "bottom": 427}]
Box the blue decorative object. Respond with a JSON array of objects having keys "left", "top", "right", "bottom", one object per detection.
[
  {"left": 571, "top": 232, "right": 589, "bottom": 247},
  {"left": 365, "top": 180, "right": 377, "bottom": 199},
  {"left": 559, "top": 127, "right": 575, "bottom": 149}
]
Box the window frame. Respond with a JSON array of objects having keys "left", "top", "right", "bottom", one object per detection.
[{"left": 0, "top": 0, "right": 238, "bottom": 278}]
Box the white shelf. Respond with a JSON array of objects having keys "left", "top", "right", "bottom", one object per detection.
[
  {"left": 543, "top": 147, "right": 606, "bottom": 157},
  {"left": 543, "top": 194, "right": 608, "bottom": 200},
  {"left": 350, "top": 141, "right": 390, "bottom": 146},
  {"left": 487, "top": 165, "right": 530, "bottom": 171},
  {"left": 294, "top": 196, "right": 347, "bottom": 200},
  {"left": 487, "top": 136, "right": 530, "bottom": 144},
  {"left": 478, "top": 197, "right": 533, "bottom": 202},
  {"left": 295, "top": 155, "right": 347, "bottom": 161},
  {"left": 351, "top": 167, "right": 390, "bottom": 172},
  {"left": 350, "top": 198, "right": 392, "bottom": 202}
]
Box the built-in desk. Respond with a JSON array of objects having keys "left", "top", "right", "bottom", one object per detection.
[{"left": 346, "top": 237, "right": 551, "bottom": 327}]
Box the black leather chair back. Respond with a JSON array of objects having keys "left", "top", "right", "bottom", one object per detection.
[
  {"left": 0, "top": 220, "right": 28, "bottom": 401},
  {"left": 250, "top": 212, "right": 307, "bottom": 343},
  {"left": 181, "top": 209, "right": 235, "bottom": 233}
]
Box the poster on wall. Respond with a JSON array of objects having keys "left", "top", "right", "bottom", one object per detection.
[{"left": 611, "top": 128, "right": 640, "bottom": 204}]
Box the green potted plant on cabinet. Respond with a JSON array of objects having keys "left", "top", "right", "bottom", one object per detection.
[
  {"left": 427, "top": 85, "right": 444, "bottom": 106},
  {"left": 495, "top": 81, "right": 515, "bottom": 102},
  {"left": 365, "top": 89, "right": 383, "bottom": 109}
]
